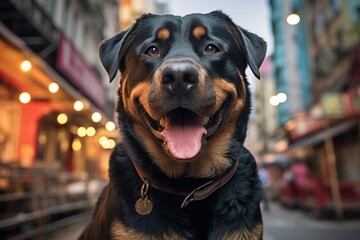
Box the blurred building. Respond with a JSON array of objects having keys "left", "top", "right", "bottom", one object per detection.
[
  {"left": 0, "top": 0, "right": 119, "bottom": 178},
  {"left": 269, "top": 0, "right": 312, "bottom": 128},
  {"left": 119, "top": 0, "right": 168, "bottom": 30},
  {"left": 254, "top": 56, "right": 279, "bottom": 156},
  {"left": 268, "top": 0, "right": 360, "bottom": 217}
]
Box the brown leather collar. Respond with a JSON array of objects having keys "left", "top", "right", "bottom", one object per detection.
[{"left": 132, "top": 159, "right": 239, "bottom": 208}]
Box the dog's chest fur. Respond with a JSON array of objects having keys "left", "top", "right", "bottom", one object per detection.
[{"left": 104, "top": 144, "right": 263, "bottom": 240}]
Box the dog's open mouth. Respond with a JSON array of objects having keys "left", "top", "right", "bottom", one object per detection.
[{"left": 139, "top": 98, "right": 231, "bottom": 161}]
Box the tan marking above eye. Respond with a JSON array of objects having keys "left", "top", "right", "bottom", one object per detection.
[
  {"left": 157, "top": 28, "right": 170, "bottom": 41},
  {"left": 192, "top": 26, "right": 206, "bottom": 39}
]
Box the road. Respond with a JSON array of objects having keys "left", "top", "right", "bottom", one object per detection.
[{"left": 47, "top": 202, "right": 360, "bottom": 240}]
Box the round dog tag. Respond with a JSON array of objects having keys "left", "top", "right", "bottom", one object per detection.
[{"left": 135, "top": 198, "right": 153, "bottom": 215}]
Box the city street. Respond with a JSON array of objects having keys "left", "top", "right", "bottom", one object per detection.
[
  {"left": 47, "top": 202, "right": 360, "bottom": 240},
  {"left": 1, "top": 0, "right": 360, "bottom": 239},
  {"left": 48, "top": 221, "right": 87, "bottom": 240},
  {"left": 263, "top": 203, "right": 360, "bottom": 240}
]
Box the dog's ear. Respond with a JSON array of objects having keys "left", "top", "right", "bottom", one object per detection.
[
  {"left": 237, "top": 26, "right": 267, "bottom": 80},
  {"left": 99, "top": 29, "right": 131, "bottom": 82}
]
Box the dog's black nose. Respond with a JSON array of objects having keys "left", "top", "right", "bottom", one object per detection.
[{"left": 161, "top": 62, "right": 199, "bottom": 97}]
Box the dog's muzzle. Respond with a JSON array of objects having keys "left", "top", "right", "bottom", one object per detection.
[
  {"left": 160, "top": 59, "right": 199, "bottom": 98},
  {"left": 142, "top": 58, "right": 226, "bottom": 161}
]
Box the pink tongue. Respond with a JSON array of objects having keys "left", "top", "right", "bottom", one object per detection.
[{"left": 161, "top": 111, "right": 207, "bottom": 160}]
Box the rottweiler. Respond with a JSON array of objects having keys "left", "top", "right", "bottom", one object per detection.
[{"left": 80, "top": 11, "right": 266, "bottom": 240}]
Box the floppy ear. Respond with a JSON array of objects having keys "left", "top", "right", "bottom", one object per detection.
[
  {"left": 99, "top": 29, "right": 131, "bottom": 82},
  {"left": 237, "top": 26, "right": 267, "bottom": 79}
]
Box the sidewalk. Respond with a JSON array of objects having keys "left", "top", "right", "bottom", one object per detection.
[
  {"left": 48, "top": 221, "right": 87, "bottom": 240},
  {"left": 262, "top": 202, "right": 360, "bottom": 240},
  {"left": 48, "top": 202, "right": 360, "bottom": 240}
]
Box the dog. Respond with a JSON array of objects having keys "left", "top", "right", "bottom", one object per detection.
[{"left": 80, "top": 11, "right": 266, "bottom": 240}]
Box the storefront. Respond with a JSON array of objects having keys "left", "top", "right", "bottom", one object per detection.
[
  {"left": 279, "top": 87, "right": 360, "bottom": 217},
  {"left": 0, "top": 32, "right": 116, "bottom": 179}
]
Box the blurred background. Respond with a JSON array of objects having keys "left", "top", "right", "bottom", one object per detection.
[{"left": 0, "top": 0, "right": 359, "bottom": 239}]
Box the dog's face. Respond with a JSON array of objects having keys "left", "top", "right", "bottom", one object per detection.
[{"left": 100, "top": 11, "right": 266, "bottom": 177}]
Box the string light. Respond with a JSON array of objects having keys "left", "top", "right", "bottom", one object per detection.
[
  {"left": 20, "top": 60, "right": 32, "bottom": 72},
  {"left": 19, "top": 92, "right": 31, "bottom": 104},
  {"left": 74, "top": 100, "right": 84, "bottom": 111},
  {"left": 77, "top": 127, "right": 87, "bottom": 137},
  {"left": 72, "top": 139, "right": 82, "bottom": 151},
  {"left": 48, "top": 83, "right": 59, "bottom": 93},
  {"left": 105, "top": 121, "right": 116, "bottom": 131},
  {"left": 277, "top": 93, "right": 288, "bottom": 103},
  {"left": 287, "top": 13, "right": 300, "bottom": 25},
  {"left": 86, "top": 127, "right": 96, "bottom": 137},
  {"left": 92, "top": 112, "right": 102, "bottom": 122},
  {"left": 99, "top": 136, "right": 116, "bottom": 149},
  {"left": 57, "top": 113, "right": 68, "bottom": 124}
]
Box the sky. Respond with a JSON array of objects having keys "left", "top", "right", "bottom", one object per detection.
[{"left": 164, "top": 0, "right": 274, "bottom": 57}]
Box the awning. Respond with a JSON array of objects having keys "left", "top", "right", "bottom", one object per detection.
[
  {"left": 0, "top": 22, "right": 110, "bottom": 120},
  {"left": 287, "top": 119, "right": 358, "bottom": 151}
]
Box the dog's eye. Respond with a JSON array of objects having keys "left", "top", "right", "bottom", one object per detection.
[
  {"left": 205, "top": 44, "right": 220, "bottom": 54},
  {"left": 145, "top": 46, "right": 159, "bottom": 56}
]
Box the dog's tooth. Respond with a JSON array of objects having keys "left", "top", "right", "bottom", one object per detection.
[
  {"left": 202, "top": 117, "right": 210, "bottom": 125},
  {"left": 160, "top": 118, "right": 166, "bottom": 128}
]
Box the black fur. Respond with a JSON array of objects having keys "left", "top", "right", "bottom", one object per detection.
[{"left": 80, "top": 11, "right": 266, "bottom": 240}]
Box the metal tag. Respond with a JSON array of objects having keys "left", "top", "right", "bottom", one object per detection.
[{"left": 135, "top": 197, "right": 153, "bottom": 215}]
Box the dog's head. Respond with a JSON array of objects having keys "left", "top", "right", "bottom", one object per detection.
[{"left": 100, "top": 11, "right": 266, "bottom": 177}]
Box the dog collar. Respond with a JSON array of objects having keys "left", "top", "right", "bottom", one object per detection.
[{"left": 131, "top": 159, "right": 239, "bottom": 210}]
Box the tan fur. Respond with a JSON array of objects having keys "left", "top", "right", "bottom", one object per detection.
[
  {"left": 221, "top": 224, "right": 263, "bottom": 240},
  {"left": 157, "top": 28, "right": 170, "bottom": 41},
  {"left": 111, "top": 221, "right": 262, "bottom": 240},
  {"left": 122, "top": 72, "right": 246, "bottom": 178},
  {"left": 111, "top": 221, "right": 186, "bottom": 240},
  {"left": 192, "top": 26, "right": 206, "bottom": 39},
  {"left": 125, "top": 81, "right": 152, "bottom": 122},
  {"left": 183, "top": 77, "right": 247, "bottom": 177}
]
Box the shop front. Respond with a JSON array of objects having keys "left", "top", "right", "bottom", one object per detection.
[
  {"left": 279, "top": 88, "right": 360, "bottom": 218},
  {"left": 0, "top": 34, "right": 116, "bottom": 178}
]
